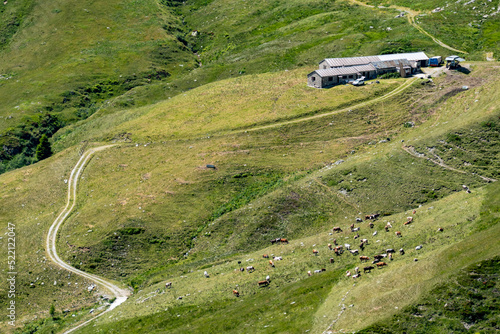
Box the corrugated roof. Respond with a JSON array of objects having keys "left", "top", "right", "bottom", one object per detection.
[
  {"left": 371, "top": 59, "right": 411, "bottom": 70},
  {"left": 320, "top": 52, "right": 428, "bottom": 69},
  {"left": 378, "top": 52, "right": 428, "bottom": 61},
  {"left": 322, "top": 56, "right": 381, "bottom": 68},
  {"left": 353, "top": 63, "right": 377, "bottom": 72},
  {"left": 310, "top": 65, "right": 376, "bottom": 78}
]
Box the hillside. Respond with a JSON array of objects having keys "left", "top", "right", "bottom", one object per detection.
[{"left": 0, "top": 0, "right": 499, "bottom": 333}]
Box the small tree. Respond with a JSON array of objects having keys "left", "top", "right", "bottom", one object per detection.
[{"left": 35, "top": 134, "right": 52, "bottom": 161}]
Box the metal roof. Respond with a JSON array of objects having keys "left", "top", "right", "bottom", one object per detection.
[
  {"left": 445, "top": 55, "right": 465, "bottom": 62},
  {"left": 309, "top": 65, "right": 376, "bottom": 78},
  {"left": 371, "top": 59, "right": 411, "bottom": 70},
  {"left": 321, "top": 56, "right": 381, "bottom": 68},
  {"left": 378, "top": 52, "right": 429, "bottom": 61},
  {"left": 320, "top": 52, "right": 428, "bottom": 69}
]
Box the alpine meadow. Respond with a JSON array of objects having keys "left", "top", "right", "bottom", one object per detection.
[{"left": 0, "top": 0, "right": 499, "bottom": 333}]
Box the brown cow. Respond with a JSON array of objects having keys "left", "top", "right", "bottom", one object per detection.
[
  {"left": 263, "top": 254, "right": 269, "bottom": 258},
  {"left": 363, "top": 266, "right": 374, "bottom": 273},
  {"left": 258, "top": 280, "right": 269, "bottom": 287},
  {"left": 333, "top": 239, "right": 337, "bottom": 245},
  {"left": 328, "top": 243, "right": 333, "bottom": 250},
  {"left": 330, "top": 258, "right": 335, "bottom": 264},
  {"left": 333, "top": 227, "right": 343, "bottom": 233},
  {"left": 233, "top": 290, "right": 240, "bottom": 297},
  {"left": 269, "top": 260, "right": 275, "bottom": 267},
  {"left": 313, "top": 249, "right": 319, "bottom": 255},
  {"left": 437, "top": 227, "right": 444, "bottom": 232},
  {"left": 376, "top": 262, "right": 387, "bottom": 268},
  {"left": 395, "top": 231, "right": 402, "bottom": 237},
  {"left": 350, "top": 223, "right": 355, "bottom": 229},
  {"left": 280, "top": 238, "right": 289, "bottom": 244},
  {"left": 359, "top": 256, "right": 370, "bottom": 262}
]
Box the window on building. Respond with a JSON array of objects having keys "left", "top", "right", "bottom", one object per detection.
[
  {"left": 312, "top": 77, "right": 316, "bottom": 81},
  {"left": 349, "top": 75, "right": 353, "bottom": 79},
  {"left": 328, "top": 77, "right": 333, "bottom": 81}
]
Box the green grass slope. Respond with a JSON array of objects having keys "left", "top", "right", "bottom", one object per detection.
[{"left": 1, "top": 62, "right": 499, "bottom": 333}]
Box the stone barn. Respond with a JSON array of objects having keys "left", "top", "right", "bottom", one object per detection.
[{"left": 307, "top": 64, "right": 377, "bottom": 88}]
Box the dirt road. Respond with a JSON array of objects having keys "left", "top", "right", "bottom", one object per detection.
[{"left": 46, "top": 145, "right": 130, "bottom": 333}]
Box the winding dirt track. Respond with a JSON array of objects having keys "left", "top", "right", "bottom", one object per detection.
[
  {"left": 345, "top": 0, "right": 468, "bottom": 54},
  {"left": 46, "top": 145, "right": 130, "bottom": 333}
]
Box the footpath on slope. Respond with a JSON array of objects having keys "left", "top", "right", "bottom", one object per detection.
[
  {"left": 46, "top": 145, "right": 131, "bottom": 334},
  {"left": 345, "top": 0, "right": 468, "bottom": 54},
  {"left": 236, "top": 76, "right": 418, "bottom": 134}
]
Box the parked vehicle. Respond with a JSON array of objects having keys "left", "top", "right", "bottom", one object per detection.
[
  {"left": 351, "top": 76, "right": 365, "bottom": 86},
  {"left": 429, "top": 56, "right": 442, "bottom": 67}
]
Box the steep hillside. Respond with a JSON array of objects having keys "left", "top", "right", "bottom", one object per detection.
[
  {"left": 1, "top": 0, "right": 456, "bottom": 174},
  {"left": 1, "top": 62, "right": 499, "bottom": 333}
]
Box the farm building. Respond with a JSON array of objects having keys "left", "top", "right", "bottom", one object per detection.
[
  {"left": 307, "top": 64, "right": 377, "bottom": 89},
  {"left": 309, "top": 52, "right": 429, "bottom": 88}
]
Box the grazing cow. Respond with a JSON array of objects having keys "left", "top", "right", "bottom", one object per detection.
[
  {"left": 374, "top": 255, "right": 384, "bottom": 261},
  {"left": 386, "top": 249, "right": 395, "bottom": 253},
  {"left": 204, "top": 271, "right": 209, "bottom": 278},
  {"left": 415, "top": 245, "right": 423, "bottom": 250},
  {"left": 333, "top": 227, "right": 343, "bottom": 233},
  {"left": 364, "top": 266, "right": 374, "bottom": 273},
  {"left": 344, "top": 244, "right": 351, "bottom": 250},
  {"left": 352, "top": 227, "right": 360, "bottom": 232},
  {"left": 270, "top": 239, "right": 278, "bottom": 244},
  {"left": 247, "top": 266, "right": 255, "bottom": 272},
  {"left": 258, "top": 280, "right": 269, "bottom": 287},
  {"left": 346, "top": 270, "right": 351, "bottom": 277},
  {"left": 233, "top": 290, "right": 240, "bottom": 297},
  {"left": 356, "top": 218, "right": 363, "bottom": 222},
  {"left": 350, "top": 249, "right": 359, "bottom": 255},
  {"left": 314, "top": 269, "right": 322, "bottom": 274},
  {"left": 369, "top": 222, "right": 374, "bottom": 228},
  {"left": 361, "top": 239, "right": 369, "bottom": 244},
  {"left": 388, "top": 253, "right": 393, "bottom": 261},
  {"left": 413, "top": 209, "right": 416, "bottom": 214},
  {"left": 333, "top": 239, "right": 337, "bottom": 246},
  {"left": 240, "top": 267, "right": 245, "bottom": 272},
  {"left": 354, "top": 234, "right": 360, "bottom": 239},
  {"left": 328, "top": 243, "right": 333, "bottom": 250},
  {"left": 307, "top": 271, "right": 312, "bottom": 276},
  {"left": 399, "top": 248, "right": 405, "bottom": 255},
  {"left": 354, "top": 267, "right": 359, "bottom": 273},
  {"left": 165, "top": 282, "right": 172, "bottom": 288},
  {"left": 384, "top": 226, "right": 390, "bottom": 232},
  {"left": 360, "top": 243, "right": 365, "bottom": 251},
  {"left": 373, "top": 231, "right": 378, "bottom": 236},
  {"left": 334, "top": 247, "right": 343, "bottom": 256},
  {"left": 280, "top": 238, "right": 289, "bottom": 244},
  {"left": 437, "top": 227, "right": 444, "bottom": 232},
  {"left": 360, "top": 256, "right": 370, "bottom": 262},
  {"left": 263, "top": 254, "right": 269, "bottom": 258},
  {"left": 352, "top": 273, "right": 361, "bottom": 279},
  {"left": 330, "top": 258, "right": 335, "bottom": 264},
  {"left": 313, "top": 249, "right": 319, "bottom": 255},
  {"left": 274, "top": 256, "right": 283, "bottom": 261},
  {"left": 376, "top": 262, "right": 387, "bottom": 268},
  {"left": 350, "top": 223, "right": 355, "bottom": 230},
  {"left": 395, "top": 231, "right": 402, "bottom": 237},
  {"left": 269, "top": 260, "right": 275, "bottom": 267},
  {"left": 407, "top": 217, "right": 413, "bottom": 223}
]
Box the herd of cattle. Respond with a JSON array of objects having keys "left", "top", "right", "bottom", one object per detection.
[{"left": 165, "top": 211, "right": 443, "bottom": 297}]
